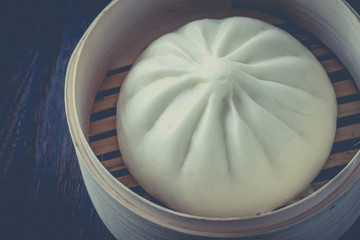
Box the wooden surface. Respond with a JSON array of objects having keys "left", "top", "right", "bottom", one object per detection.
[{"left": 0, "top": 0, "right": 359, "bottom": 239}]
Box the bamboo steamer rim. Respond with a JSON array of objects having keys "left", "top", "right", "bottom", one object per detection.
[{"left": 65, "top": 0, "right": 360, "bottom": 237}]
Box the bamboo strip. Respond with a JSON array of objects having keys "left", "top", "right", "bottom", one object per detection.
[
  {"left": 333, "top": 80, "right": 357, "bottom": 98},
  {"left": 99, "top": 72, "right": 127, "bottom": 91},
  {"left": 89, "top": 116, "right": 116, "bottom": 136},
  {"left": 117, "top": 175, "right": 139, "bottom": 188},
  {"left": 89, "top": 136, "right": 119, "bottom": 156},
  {"left": 92, "top": 94, "right": 119, "bottom": 113},
  {"left": 321, "top": 59, "right": 344, "bottom": 73},
  {"left": 102, "top": 157, "right": 125, "bottom": 172},
  {"left": 338, "top": 101, "right": 360, "bottom": 117},
  {"left": 311, "top": 48, "right": 329, "bottom": 57},
  {"left": 312, "top": 180, "right": 330, "bottom": 191},
  {"left": 334, "top": 123, "right": 360, "bottom": 142},
  {"left": 324, "top": 149, "right": 359, "bottom": 169}
]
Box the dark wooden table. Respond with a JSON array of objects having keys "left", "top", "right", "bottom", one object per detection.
[{"left": 0, "top": 1, "right": 359, "bottom": 239}]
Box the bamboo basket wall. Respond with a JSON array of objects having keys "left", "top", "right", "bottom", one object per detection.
[{"left": 65, "top": 0, "right": 360, "bottom": 239}]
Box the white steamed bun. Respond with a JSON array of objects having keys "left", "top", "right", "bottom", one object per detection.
[{"left": 116, "top": 17, "right": 337, "bottom": 218}]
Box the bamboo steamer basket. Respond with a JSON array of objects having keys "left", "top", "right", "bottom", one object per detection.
[{"left": 65, "top": 0, "right": 360, "bottom": 239}]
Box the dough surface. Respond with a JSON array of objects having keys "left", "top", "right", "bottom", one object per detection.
[{"left": 116, "top": 17, "right": 337, "bottom": 218}]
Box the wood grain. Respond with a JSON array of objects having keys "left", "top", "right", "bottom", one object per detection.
[{"left": 0, "top": 1, "right": 116, "bottom": 240}]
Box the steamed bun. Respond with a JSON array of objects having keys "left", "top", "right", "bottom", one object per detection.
[{"left": 116, "top": 17, "right": 337, "bottom": 218}]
